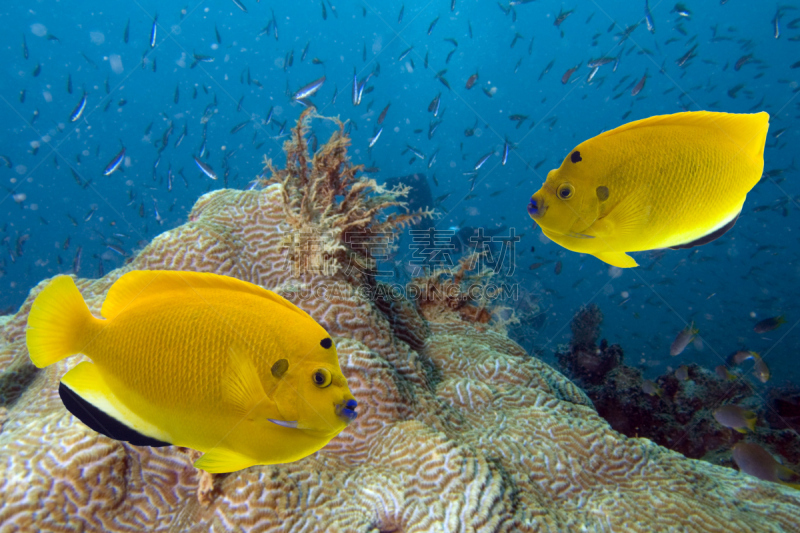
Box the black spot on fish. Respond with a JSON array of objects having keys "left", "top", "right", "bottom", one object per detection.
[
  {"left": 596, "top": 186, "right": 609, "bottom": 201},
  {"left": 271, "top": 358, "right": 289, "bottom": 378},
  {"left": 320, "top": 338, "right": 333, "bottom": 349},
  {"left": 571, "top": 151, "right": 582, "bottom": 163}
]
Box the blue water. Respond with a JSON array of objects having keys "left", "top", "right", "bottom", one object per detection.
[{"left": 1, "top": 0, "right": 797, "bottom": 388}]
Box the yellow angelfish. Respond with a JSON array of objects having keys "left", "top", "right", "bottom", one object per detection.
[
  {"left": 527, "top": 111, "right": 769, "bottom": 267},
  {"left": 26, "top": 270, "right": 357, "bottom": 473}
]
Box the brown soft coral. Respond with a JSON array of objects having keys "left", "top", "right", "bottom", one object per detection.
[
  {"left": 261, "top": 108, "right": 434, "bottom": 279},
  {"left": 0, "top": 113, "right": 798, "bottom": 532}
]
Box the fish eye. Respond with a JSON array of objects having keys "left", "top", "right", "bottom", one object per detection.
[
  {"left": 312, "top": 368, "right": 332, "bottom": 388},
  {"left": 558, "top": 183, "right": 575, "bottom": 200},
  {"left": 320, "top": 338, "right": 333, "bottom": 349}
]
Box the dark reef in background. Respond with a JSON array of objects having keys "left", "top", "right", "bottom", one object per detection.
[
  {"left": 554, "top": 304, "right": 800, "bottom": 468},
  {"left": 507, "top": 287, "right": 546, "bottom": 355}
]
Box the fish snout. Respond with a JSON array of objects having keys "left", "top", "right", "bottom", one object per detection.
[
  {"left": 336, "top": 399, "right": 358, "bottom": 423},
  {"left": 527, "top": 195, "right": 547, "bottom": 219}
]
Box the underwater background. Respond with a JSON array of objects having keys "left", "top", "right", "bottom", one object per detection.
[
  {"left": 1, "top": 0, "right": 800, "bottom": 529},
  {"left": 2, "top": 0, "right": 797, "bottom": 385},
  {"left": 2, "top": 0, "right": 800, "bottom": 472}
]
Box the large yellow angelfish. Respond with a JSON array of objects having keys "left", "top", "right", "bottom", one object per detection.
[
  {"left": 527, "top": 111, "right": 769, "bottom": 267},
  {"left": 26, "top": 270, "right": 357, "bottom": 473}
]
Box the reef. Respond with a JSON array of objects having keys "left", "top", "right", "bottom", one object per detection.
[
  {"left": 0, "top": 111, "right": 798, "bottom": 532},
  {"left": 556, "top": 304, "right": 800, "bottom": 470}
]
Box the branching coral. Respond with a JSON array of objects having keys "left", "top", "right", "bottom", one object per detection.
[
  {"left": 262, "top": 108, "right": 435, "bottom": 278},
  {"left": 407, "top": 251, "right": 497, "bottom": 324}
]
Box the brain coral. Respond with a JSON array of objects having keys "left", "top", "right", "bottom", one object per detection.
[{"left": 0, "top": 116, "right": 798, "bottom": 532}]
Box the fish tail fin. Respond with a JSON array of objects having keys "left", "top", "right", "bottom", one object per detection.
[
  {"left": 740, "top": 111, "right": 769, "bottom": 164},
  {"left": 777, "top": 315, "right": 787, "bottom": 326},
  {"left": 703, "top": 111, "right": 769, "bottom": 174},
  {"left": 745, "top": 412, "right": 758, "bottom": 432},
  {"left": 26, "top": 275, "right": 99, "bottom": 368},
  {"left": 776, "top": 465, "right": 800, "bottom": 488}
]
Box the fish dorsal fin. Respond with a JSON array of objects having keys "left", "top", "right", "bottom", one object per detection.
[
  {"left": 223, "top": 341, "right": 275, "bottom": 416},
  {"left": 101, "top": 270, "right": 312, "bottom": 321},
  {"left": 193, "top": 447, "right": 257, "bottom": 473},
  {"left": 597, "top": 111, "right": 768, "bottom": 167}
]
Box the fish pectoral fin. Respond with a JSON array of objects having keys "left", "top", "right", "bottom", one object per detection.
[
  {"left": 268, "top": 418, "right": 299, "bottom": 429},
  {"left": 193, "top": 447, "right": 257, "bottom": 474},
  {"left": 592, "top": 252, "right": 639, "bottom": 268},
  {"left": 60, "top": 361, "right": 171, "bottom": 447},
  {"left": 592, "top": 193, "right": 650, "bottom": 240},
  {"left": 565, "top": 231, "right": 595, "bottom": 239},
  {"left": 223, "top": 341, "right": 274, "bottom": 416}
]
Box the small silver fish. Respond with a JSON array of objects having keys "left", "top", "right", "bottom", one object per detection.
[
  {"left": 474, "top": 152, "right": 492, "bottom": 170},
  {"left": 150, "top": 15, "right": 158, "bottom": 48},
  {"left": 733, "top": 442, "right": 800, "bottom": 487},
  {"left": 293, "top": 75, "right": 326, "bottom": 100},
  {"left": 103, "top": 147, "right": 126, "bottom": 176},
  {"left": 713, "top": 405, "right": 756, "bottom": 433},
  {"left": 70, "top": 92, "right": 87, "bottom": 122},
  {"left": 368, "top": 128, "right": 383, "bottom": 148},
  {"left": 641, "top": 379, "right": 663, "bottom": 397},
  {"left": 730, "top": 350, "right": 770, "bottom": 383},
  {"left": 193, "top": 156, "right": 217, "bottom": 180},
  {"left": 670, "top": 322, "right": 698, "bottom": 356},
  {"left": 644, "top": 0, "right": 655, "bottom": 33}
]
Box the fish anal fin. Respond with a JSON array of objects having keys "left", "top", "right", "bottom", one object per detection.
[
  {"left": 194, "top": 447, "right": 257, "bottom": 474},
  {"left": 593, "top": 252, "right": 639, "bottom": 269},
  {"left": 101, "top": 270, "right": 311, "bottom": 321},
  {"left": 670, "top": 212, "right": 740, "bottom": 250},
  {"left": 60, "top": 362, "right": 171, "bottom": 447},
  {"left": 223, "top": 342, "right": 275, "bottom": 416}
]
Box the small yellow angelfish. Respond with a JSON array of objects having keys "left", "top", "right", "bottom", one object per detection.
[
  {"left": 26, "top": 270, "right": 357, "bottom": 473},
  {"left": 527, "top": 111, "right": 769, "bottom": 267}
]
